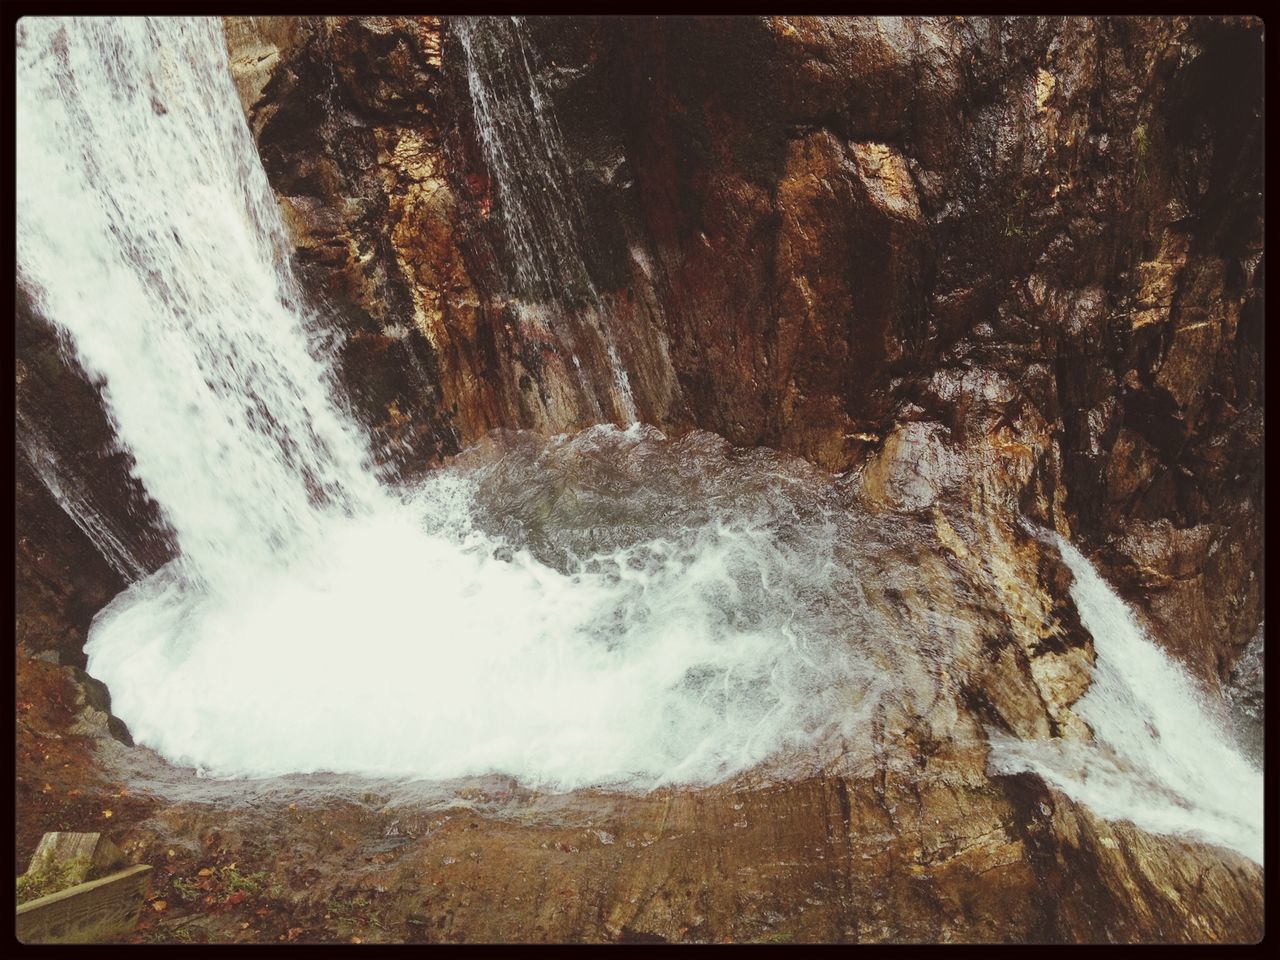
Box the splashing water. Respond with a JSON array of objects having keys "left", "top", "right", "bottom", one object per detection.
[
  {"left": 17, "top": 17, "right": 382, "bottom": 593},
  {"left": 81, "top": 425, "right": 919, "bottom": 789},
  {"left": 15, "top": 16, "right": 898, "bottom": 791},
  {"left": 989, "top": 535, "right": 1264, "bottom": 865}
]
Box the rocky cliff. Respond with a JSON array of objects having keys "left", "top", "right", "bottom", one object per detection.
[{"left": 217, "top": 15, "right": 1262, "bottom": 689}]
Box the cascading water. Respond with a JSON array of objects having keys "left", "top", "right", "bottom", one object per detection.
[
  {"left": 15, "top": 16, "right": 1262, "bottom": 868},
  {"left": 454, "top": 16, "right": 638, "bottom": 424},
  {"left": 989, "top": 535, "right": 1264, "bottom": 865},
  {"left": 15, "top": 16, "right": 889, "bottom": 791},
  {"left": 17, "top": 17, "right": 382, "bottom": 594}
]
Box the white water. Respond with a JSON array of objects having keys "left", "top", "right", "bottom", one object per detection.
[
  {"left": 455, "top": 16, "right": 638, "bottom": 424},
  {"left": 990, "top": 535, "right": 1264, "bottom": 865},
  {"left": 80, "top": 425, "right": 906, "bottom": 789},
  {"left": 17, "top": 17, "right": 382, "bottom": 594}
]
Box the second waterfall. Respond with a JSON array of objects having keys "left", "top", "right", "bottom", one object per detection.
[{"left": 453, "top": 16, "right": 639, "bottom": 425}]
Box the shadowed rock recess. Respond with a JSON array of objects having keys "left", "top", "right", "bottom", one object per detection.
[{"left": 15, "top": 15, "right": 1263, "bottom": 943}]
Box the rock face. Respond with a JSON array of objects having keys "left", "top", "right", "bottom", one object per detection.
[
  {"left": 12, "top": 695, "right": 1266, "bottom": 944},
  {"left": 16, "top": 288, "right": 173, "bottom": 666},
  {"left": 212, "top": 14, "right": 1262, "bottom": 690},
  {"left": 219, "top": 16, "right": 462, "bottom": 476},
  {"left": 12, "top": 14, "right": 1263, "bottom": 944},
  {"left": 579, "top": 15, "right": 1262, "bottom": 689}
]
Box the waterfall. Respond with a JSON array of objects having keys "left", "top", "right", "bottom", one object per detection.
[
  {"left": 454, "top": 16, "right": 638, "bottom": 424},
  {"left": 14, "top": 16, "right": 1264, "bottom": 856},
  {"left": 16, "top": 22, "right": 878, "bottom": 792},
  {"left": 16, "top": 17, "right": 383, "bottom": 593},
  {"left": 989, "top": 535, "right": 1264, "bottom": 865}
]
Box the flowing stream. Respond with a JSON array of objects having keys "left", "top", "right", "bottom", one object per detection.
[
  {"left": 15, "top": 16, "right": 1261, "bottom": 864},
  {"left": 17, "top": 17, "right": 382, "bottom": 595}
]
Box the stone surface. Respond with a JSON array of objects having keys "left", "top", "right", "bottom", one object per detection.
[{"left": 10, "top": 680, "right": 1264, "bottom": 943}]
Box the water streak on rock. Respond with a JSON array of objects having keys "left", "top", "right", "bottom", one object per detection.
[{"left": 454, "top": 16, "right": 638, "bottom": 423}]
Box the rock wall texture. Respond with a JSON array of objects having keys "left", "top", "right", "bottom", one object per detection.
[{"left": 211, "top": 15, "right": 1261, "bottom": 690}]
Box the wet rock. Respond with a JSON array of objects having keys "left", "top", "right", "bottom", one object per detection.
[
  {"left": 222, "top": 15, "right": 462, "bottom": 479},
  {"left": 33, "top": 768, "right": 1259, "bottom": 944},
  {"left": 15, "top": 244, "right": 179, "bottom": 678},
  {"left": 216, "top": 18, "right": 1263, "bottom": 695},
  {"left": 859, "top": 421, "right": 962, "bottom": 513},
  {"left": 67, "top": 667, "right": 134, "bottom": 747}
]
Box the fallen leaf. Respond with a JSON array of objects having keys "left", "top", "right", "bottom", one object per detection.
[
  {"left": 103, "top": 809, "right": 113, "bottom": 818},
  {"left": 351, "top": 937, "right": 362, "bottom": 944},
  {"left": 152, "top": 900, "right": 168, "bottom": 912},
  {"left": 197, "top": 868, "right": 214, "bottom": 877},
  {"left": 241, "top": 922, "right": 250, "bottom": 929},
  {"left": 40, "top": 783, "right": 52, "bottom": 794},
  {"left": 67, "top": 789, "right": 81, "bottom": 797},
  {"left": 287, "top": 927, "right": 303, "bottom": 941},
  {"left": 227, "top": 891, "right": 247, "bottom": 906}
]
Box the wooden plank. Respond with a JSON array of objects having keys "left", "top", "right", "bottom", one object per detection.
[
  {"left": 28, "top": 832, "right": 124, "bottom": 887},
  {"left": 16, "top": 864, "right": 153, "bottom": 945}
]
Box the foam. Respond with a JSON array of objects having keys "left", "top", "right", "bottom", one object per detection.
[{"left": 85, "top": 432, "right": 880, "bottom": 791}]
